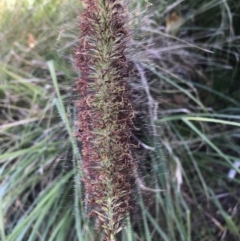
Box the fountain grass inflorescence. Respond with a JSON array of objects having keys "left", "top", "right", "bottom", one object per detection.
[{"left": 76, "top": 0, "right": 135, "bottom": 240}]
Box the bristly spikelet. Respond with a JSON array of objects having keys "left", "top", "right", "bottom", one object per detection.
[{"left": 76, "top": 0, "right": 134, "bottom": 240}]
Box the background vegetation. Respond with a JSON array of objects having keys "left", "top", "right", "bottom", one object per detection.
[{"left": 1, "top": 0, "right": 240, "bottom": 240}]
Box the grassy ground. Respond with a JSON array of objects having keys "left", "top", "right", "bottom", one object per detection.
[{"left": 1, "top": 0, "right": 240, "bottom": 240}]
